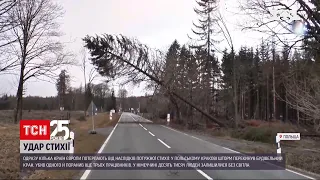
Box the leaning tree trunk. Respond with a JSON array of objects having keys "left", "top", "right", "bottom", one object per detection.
[
  {"left": 111, "top": 53, "right": 227, "bottom": 127},
  {"left": 169, "top": 94, "right": 181, "bottom": 124}
]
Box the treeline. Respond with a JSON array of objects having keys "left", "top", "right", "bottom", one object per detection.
[
  {"left": 148, "top": 39, "right": 320, "bottom": 130},
  {"left": 0, "top": 87, "right": 151, "bottom": 113},
  {"left": 0, "top": 86, "right": 115, "bottom": 111}
]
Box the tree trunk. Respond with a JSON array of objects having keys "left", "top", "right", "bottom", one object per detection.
[
  {"left": 232, "top": 51, "right": 238, "bottom": 128},
  {"left": 189, "top": 81, "right": 193, "bottom": 127},
  {"left": 14, "top": 63, "right": 25, "bottom": 124},
  {"left": 297, "top": 106, "right": 300, "bottom": 125},
  {"left": 83, "top": 75, "right": 87, "bottom": 116},
  {"left": 272, "top": 66, "right": 276, "bottom": 120},
  {"left": 170, "top": 94, "right": 180, "bottom": 123},
  {"left": 266, "top": 75, "right": 269, "bottom": 121},
  {"left": 240, "top": 90, "right": 244, "bottom": 120},
  {"left": 254, "top": 88, "right": 260, "bottom": 119},
  {"left": 285, "top": 89, "right": 288, "bottom": 122},
  {"left": 114, "top": 52, "right": 227, "bottom": 127}
]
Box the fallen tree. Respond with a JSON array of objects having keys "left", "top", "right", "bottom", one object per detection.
[{"left": 83, "top": 34, "right": 227, "bottom": 127}]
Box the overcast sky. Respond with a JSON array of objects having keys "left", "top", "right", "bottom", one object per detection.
[{"left": 0, "top": 0, "right": 268, "bottom": 97}]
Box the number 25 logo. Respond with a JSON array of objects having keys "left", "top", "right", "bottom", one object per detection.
[{"left": 50, "top": 120, "right": 70, "bottom": 140}]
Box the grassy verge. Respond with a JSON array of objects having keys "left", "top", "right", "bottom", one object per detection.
[
  {"left": 168, "top": 119, "right": 320, "bottom": 175},
  {"left": 0, "top": 111, "right": 120, "bottom": 179}
]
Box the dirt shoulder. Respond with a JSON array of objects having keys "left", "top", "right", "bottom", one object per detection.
[
  {"left": 0, "top": 111, "right": 120, "bottom": 180},
  {"left": 165, "top": 120, "right": 320, "bottom": 177}
]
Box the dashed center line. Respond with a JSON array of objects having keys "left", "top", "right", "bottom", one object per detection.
[
  {"left": 148, "top": 131, "right": 155, "bottom": 136},
  {"left": 139, "top": 123, "right": 147, "bottom": 130},
  {"left": 134, "top": 115, "right": 212, "bottom": 180},
  {"left": 177, "top": 154, "right": 212, "bottom": 180},
  {"left": 157, "top": 138, "right": 171, "bottom": 148}
]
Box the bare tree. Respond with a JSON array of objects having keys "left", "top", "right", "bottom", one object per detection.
[
  {"left": 7, "top": 0, "right": 74, "bottom": 123},
  {"left": 0, "top": 0, "right": 18, "bottom": 73},
  {"left": 212, "top": 11, "right": 240, "bottom": 127},
  {"left": 239, "top": 0, "right": 320, "bottom": 48},
  {"left": 118, "top": 88, "right": 128, "bottom": 111},
  {"left": 80, "top": 47, "right": 99, "bottom": 114},
  {"left": 282, "top": 73, "right": 320, "bottom": 131},
  {"left": 83, "top": 34, "right": 227, "bottom": 127}
]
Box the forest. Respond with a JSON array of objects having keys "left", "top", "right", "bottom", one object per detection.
[{"left": 82, "top": 0, "right": 320, "bottom": 132}]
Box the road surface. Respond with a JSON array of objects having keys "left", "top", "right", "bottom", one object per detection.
[{"left": 80, "top": 112, "right": 315, "bottom": 179}]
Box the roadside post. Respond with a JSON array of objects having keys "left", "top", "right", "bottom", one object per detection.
[
  {"left": 167, "top": 113, "right": 170, "bottom": 126},
  {"left": 110, "top": 109, "right": 115, "bottom": 121},
  {"left": 87, "top": 101, "right": 97, "bottom": 134},
  {"left": 276, "top": 133, "right": 300, "bottom": 154},
  {"left": 69, "top": 132, "right": 75, "bottom": 154}
]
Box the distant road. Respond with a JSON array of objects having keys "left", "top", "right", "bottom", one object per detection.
[{"left": 80, "top": 112, "right": 314, "bottom": 179}]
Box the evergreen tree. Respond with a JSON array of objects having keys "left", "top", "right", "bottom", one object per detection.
[
  {"left": 163, "top": 40, "right": 182, "bottom": 122},
  {"left": 163, "top": 40, "right": 180, "bottom": 90},
  {"left": 56, "top": 70, "right": 70, "bottom": 109},
  {"left": 111, "top": 89, "right": 117, "bottom": 111},
  {"left": 189, "top": 0, "right": 220, "bottom": 117}
]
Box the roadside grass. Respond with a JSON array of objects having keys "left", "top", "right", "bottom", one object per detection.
[
  {"left": 0, "top": 110, "right": 120, "bottom": 180},
  {"left": 167, "top": 119, "right": 320, "bottom": 175}
]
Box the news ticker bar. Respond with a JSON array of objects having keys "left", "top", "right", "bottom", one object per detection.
[
  {"left": 20, "top": 140, "right": 74, "bottom": 153},
  {"left": 21, "top": 153, "right": 285, "bottom": 170}
]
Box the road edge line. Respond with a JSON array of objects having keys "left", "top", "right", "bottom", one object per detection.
[
  {"left": 79, "top": 113, "right": 122, "bottom": 180},
  {"left": 161, "top": 125, "right": 315, "bottom": 180}
]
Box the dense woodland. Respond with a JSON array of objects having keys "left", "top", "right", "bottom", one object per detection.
[{"left": 147, "top": 38, "right": 320, "bottom": 130}]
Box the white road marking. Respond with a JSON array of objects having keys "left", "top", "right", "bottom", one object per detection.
[
  {"left": 130, "top": 114, "right": 137, "bottom": 121},
  {"left": 161, "top": 125, "right": 315, "bottom": 180},
  {"left": 138, "top": 123, "right": 147, "bottom": 130},
  {"left": 157, "top": 138, "right": 171, "bottom": 148},
  {"left": 196, "top": 169, "right": 213, "bottom": 180},
  {"left": 286, "top": 169, "right": 315, "bottom": 180},
  {"left": 80, "top": 113, "right": 122, "bottom": 180},
  {"left": 222, "top": 147, "right": 240, "bottom": 154},
  {"left": 148, "top": 131, "right": 155, "bottom": 136},
  {"left": 176, "top": 154, "right": 212, "bottom": 180}
]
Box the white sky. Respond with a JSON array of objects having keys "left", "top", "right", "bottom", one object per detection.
[{"left": 0, "top": 0, "right": 269, "bottom": 97}]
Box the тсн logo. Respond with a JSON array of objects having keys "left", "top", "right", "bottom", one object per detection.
[{"left": 20, "top": 120, "right": 72, "bottom": 140}]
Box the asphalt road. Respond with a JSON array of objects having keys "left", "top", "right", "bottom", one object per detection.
[{"left": 80, "top": 112, "right": 315, "bottom": 180}]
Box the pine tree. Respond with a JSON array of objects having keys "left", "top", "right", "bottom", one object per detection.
[
  {"left": 185, "top": 46, "right": 198, "bottom": 125},
  {"left": 111, "top": 89, "right": 117, "bottom": 111},
  {"left": 189, "top": 0, "right": 220, "bottom": 121},
  {"left": 221, "top": 48, "right": 233, "bottom": 89},
  {"left": 56, "top": 70, "right": 70, "bottom": 110},
  {"left": 164, "top": 40, "right": 180, "bottom": 90},
  {"left": 190, "top": 0, "right": 220, "bottom": 51},
  {"left": 163, "top": 40, "right": 182, "bottom": 122}
]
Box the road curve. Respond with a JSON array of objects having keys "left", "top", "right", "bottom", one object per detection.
[{"left": 80, "top": 112, "right": 315, "bottom": 180}]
